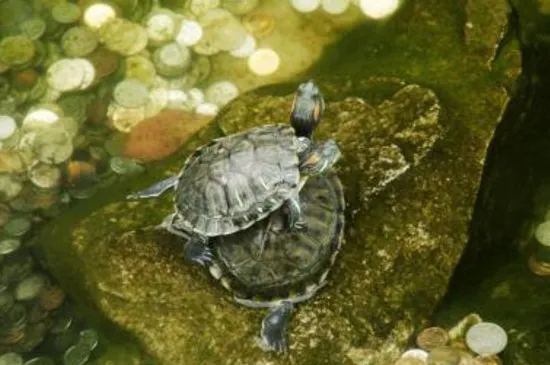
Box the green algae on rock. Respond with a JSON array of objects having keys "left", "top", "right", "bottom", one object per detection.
[{"left": 32, "top": 1, "right": 521, "bottom": 365}]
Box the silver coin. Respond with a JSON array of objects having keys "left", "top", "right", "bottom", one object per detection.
[
  {"left": 14, "top": 274, "right": 47, "bottom": 301},
  {"left": 58, "top": 94, "right": 91, "bottom": 124},
  {"left": 204, "top": 80, "right": 239, "bottom": 107},
  {"left": 466, "top": 322, "right": 508, "bottom": 356},
  {"left": 0, "top": 353, "right": 23, "bottom": 365},
  {"left": 61, "top": 26, "right": 99, "bottom": 57},
  {"left": 78, "top": 329, "right": 99, "bottom": 351},
  {"left": 17, "top": 322, "right": 48, "bottom": 352},
  {"left": 46, "top": 59, "right": 84, "bottom": 92},
  {"left": 0, "top": 303, "right": 27, "bottom": 331},
  {"left": 19, "top": 17, "right": 47, "bottom": 40},
  {"left": 63, "top": 343, "right": 91, "bottom": 365},
  {"left": 72, "top": 59, "right": 96, "bottom": 90},
  {"left": 3, "top": 216, "right": 31, "bottom": 237},
  {"left": 50, "top": 310, "right": 74, "bottom": 334},
  {"left": 0, "top": 115, "right": 17, "bottom": 140},
  {"left": 51, "top": 3, "right": 82, "bottom": 24},
  {"left": 0, "top": 238, "right": 21, "bottom": 255},
  {"left": 32, "top": 127, "right": 73, "bottom": 164},
  {"left": 29, "top": 164, "right": 62, "bottom": 189},
  {"left": 113, "top": 79, "right": 149, "bottom": 108}
]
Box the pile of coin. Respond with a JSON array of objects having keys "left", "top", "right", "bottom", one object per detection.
[
  {"left": 289, "top": 0, "right": 401, "bottom": 18},
  {"left": 0, "top": 238, "right": 99, "bottom": 363},
  {"left": 392, "top": 314, "right": 508, "bottom": 365}
]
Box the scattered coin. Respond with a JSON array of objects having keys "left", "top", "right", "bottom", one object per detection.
[
  {"left": 78, "top": 329, "right": 99, "bottom": 351},
  {"left": 230, "top": 34, "right": 256, "bottom": 58},
  {"left": 51, "top": 3, "right": 82, "bottom": 24},
  {"left": 29, "top": 164, "right": 62, "bottom": 189},
  {"left": 0, "top": 36, "right": 36, "bottom": 68},
  {"left": 63, "top": 343, "right": 91, "bottom": 365},
  {"left": 416, "top": 327, "right": 450, "bottom": 351},
  {"left": 153, "top": 42, "right": 192, "bottom": 77},
  {"left": 290, "top": 0, "right": 322, "bottom": 13},
  {"left": 175, "top": 20, "right": 203, "bottom": 46},
  {"left": 321, "top": 0, "right": 350, "bottom": 14},
  {"left": 426, "top": 347, "right": 461, "bottom": 365},
  {"left": 189, "top": 0, "right": 220, "bottom": 16},
  {"left": 358, "top": 0, "right": 400, "bottom": 19},
  {"left": 19, "top": 18, "right": 47, "bottom": 40},
  {"left": 61, "top": 26, "right": 99, "bottom": 57},
  {"left": 46, "top": 59, "right": 85, "bottom": 92},
  {"left": 400, "top": 349, "right": 429, "bottom": 362},
  {"left": 3, "top": 216, "right": 31, "bottom": 237},
  {"left": 145, "top": 9, "right": 178, "bottom": 45},
  {"left": 83, "top": 3, "right": 117, "bottom": 29},
  {"left": 0, "top": 238, "right": 21, "bottom": 255},
  {"left": 222, "top": 0, "right": 259, "bottom": 14},
  {"left": 465, "top": 322, "right": 508, "bottom": 356},
  {"left": 125, "top": 55, "right": 157, "bottom": 87},
  {"left": 195, "top": 102, "right": 219, "bottom": 116},
  {"left": 248, "top": 48, "right": 280, "bottom": 76},
  {"left": 32, "top": 127, "right": 74, "bottom": 164},
  {"left": 100, "top": 18, "right": 148, "bottom": 56},
  {"left": 114, "top": 79, "right": 149, "bottom": 108},
  {"left": 0, "top": 353, "right": 23, "bottom": 365},
  {"left": 23, "top": 357, "right": 55, "bottom": 365},
  {"left": 205, "top": 81, "right": 239, "bottom": 107},
  {"left": 199, "top": 8, "right": 248, "bottom": 52},
  {"left": 0, "top": 115, "right": 17, "bottom": 140}
]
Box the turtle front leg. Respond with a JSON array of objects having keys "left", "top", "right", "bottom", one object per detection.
[
  {"left": 300, "top": 139, "right": 341, "bottom": 175},
  {"left": 126, "top": 175, "right": 178, "bottom": 199},
  {"left": 183, "top": 235, "right": 213, "bottom": 267},
  {"left": 258, "top": 301, "right": 293, "bottom": 354},
  {"left": 285, "top": 196, "right": 307, "bottom": 231}
]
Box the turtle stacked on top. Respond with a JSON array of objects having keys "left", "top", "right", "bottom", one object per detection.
[{"left": 128, "top": 81, "right": 345, "bottom": 353}]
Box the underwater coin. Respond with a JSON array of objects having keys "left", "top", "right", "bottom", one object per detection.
[
  {"left": 416, "top": 327, "right": 450, "bottom": 351},
  {"left": 19, "top": 18, "right": 47, "bottom": 40},
  {"left": 0, "top": 238, "right": 21, "bottom": 255},
  {"left": 78, "top": 328, "right": 99, "bottom": 351},
  {"left": 230, "top": 34, "right": 256, "bottom": 58},
  {"left": 205, "top": 81, "right": 239, "bottom": 107},
  {"left": 0, "top": 36, "right": 36, "bottom": 67},
  {"left": 153, "top": 42, "right": 192, "bottom": 77},
  {"left": 195, "top": 102, "right": 219, "bottom": 116},
  {"left": 3, "top": 216, "right": 31, "bottom": 237},
  {"left": 321, "top": 0, "right": 350, "bottom": 14},
  {"left": 222, "top": 0, "right": 259, "bottom": 14},
  {"left": 63, "top": 343, "right": 91, "bottom": 365},
  {"left": 46, "top": 59, "right": 85, "bottom": 92},
  {"left": 83, "top": 3, "right": 116, "bottom": 29},
  {"left": 50, "top": 310, "right": 74, "bottom": 334},
  {"left": 426, "top": 347, "right": 461, "bottom": 365},
  {"left": 145, "top": 10, "right": 178, "bottom": 45},
  {"left": 290, "top": 0, "right": 321, "bottom": 13},
  {"left": 15, "top": 274, "right": 47, "bottom": 301},
  {"left": 61, "top": 26, "right": 99, "bottom": 57},
  {"left": 52, "top": 3, "right": 82, "bottom": 24},
  {"left": 400, "top": 349, "right": 429, "bottom": 362},
  {"left": 248, "top": 48, "right": 280, "bottom": 76},
  {"left": 29, "top": 164, "right": 62, "bottom": 189},
  {"left": 0, "top": 353, "right": 23, "bottom": 365},
  {"left": 0, "top": 115, "right": 17, "bottom": 140},
  {"left": 33, "top": 127, "right": 74, "bottom": 164},
  {"left": 465, "top": 322, "right": 508, "bottom": 356},
  {"left": 114, "top": 79, "right": 149, "bottom": 109},
  {"left": 242, "top": 12, "right": 275, "bottom": 39},
  {"left": 175, "top": 20, "right": 203, "bottom": 46},
  {"left": 0, "top": 285, "right": 15, "bottom": 312}
]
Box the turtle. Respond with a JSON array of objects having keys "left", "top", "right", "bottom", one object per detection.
[
  {"left": 206, "top": 171, "right": 345, "bottom": 354},
  {"left": 127, "top": 80, "right": 341, "bottom": 266}
]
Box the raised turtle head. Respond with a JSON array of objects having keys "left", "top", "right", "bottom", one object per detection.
[{"left": 290, "top": 80, "right": 325, "bottom": 139}]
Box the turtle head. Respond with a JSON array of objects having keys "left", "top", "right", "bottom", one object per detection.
[{"left": 290, "top": 80, "right": 325, "bottom": 139}]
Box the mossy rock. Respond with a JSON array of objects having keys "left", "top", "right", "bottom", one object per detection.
[{"left": 32, "top": 0, "right": 521, "bottom": 364}]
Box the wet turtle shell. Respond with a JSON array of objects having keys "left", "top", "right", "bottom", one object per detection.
[
  {"left": 208, "top": 171, "right": 345, "bottom": 303},
  {"left": 173, "top": 124, "right": 302, "bottom": 237}
]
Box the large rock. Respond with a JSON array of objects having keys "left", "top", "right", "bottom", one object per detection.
[{"left": 32, "top": 0, "right": 521, "bottom": 364}]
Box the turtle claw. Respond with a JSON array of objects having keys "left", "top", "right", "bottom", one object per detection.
[
  {"left": 183, "top": 236, "right": 212, "bottom": 267},
  {"left": 300, "top": 139, "right": 341, "bottom": 176},
  {"left": 259, "top": 301, "right": 293, "bottom": 354}
]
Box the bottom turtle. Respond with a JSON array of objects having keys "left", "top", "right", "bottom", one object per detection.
[{"left": 205, "top": 171, "right": 345, "bottom": 353}]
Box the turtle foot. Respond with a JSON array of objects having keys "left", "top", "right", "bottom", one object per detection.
[
  {"left": 258, "top": 301, "right": 293, "bottom": 354},
  {"left": 183, "top": 236, "right": 212, "bottom": 267},
  {"left": 286, "top": 197, "right": 308, "bottom": 232},
  {"left": 126, "top": 175, "right": 178, "bottom": 200},
  {"left": 300, "top": 139, "right": 341, "bottom": 175}
]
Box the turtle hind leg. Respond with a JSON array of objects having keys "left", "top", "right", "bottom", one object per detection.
[
  {"left": 300, "top": 139, "right": 341, "bottom": 175},
  {"left": 183, "top": 234, "right": 213, "bottom": 267},
  {"left": 258, "top": 301, "right": 293, "bottom": 354},
  {"left": 126, "top": 175, "right": 178, "bottom": 199},
  {"left": 285, "top": 196, "right": 307, "bottom": 232}
]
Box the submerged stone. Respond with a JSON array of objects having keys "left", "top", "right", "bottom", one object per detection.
[{"left": 32, "top": 0, "right": 521, "bottom": 364}]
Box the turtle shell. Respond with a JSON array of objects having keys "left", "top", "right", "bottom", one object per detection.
[
  {"left": 209, "top": 171, "right": 345, "bottom": 302},
  {"left": 174, "top": 124, "right": 301, "bottom": 237}
]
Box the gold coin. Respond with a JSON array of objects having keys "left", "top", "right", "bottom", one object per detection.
[
  {"left": 39, "top": 285, "right": 66, "bottom": 311},
  {"left": 0, "top": 36, "right": 36, "bottom": 67},
  {"left": 100, "top": 18, "right": 148, "bottom": 56},
  {"left": 126, "top": 55, "right": 157, "bottom": 87},
  {"left": 242, "top": 11, "right": 275, "bottom": 39},
  {"left": 417, "top": 327, "right": 450, "bottom": 351},
  {"left": 12, "top": 69, "right": 39, "bottom": 90},
  {"left": 51, "top": 2, "right": 82, "bottom": 24}
]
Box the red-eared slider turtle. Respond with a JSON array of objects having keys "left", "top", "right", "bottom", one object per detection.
[
  {"left": 127, "top": 81, "right": 341, "bottom": 266},
  {"left": 207, "top": 171, "right": 345, "bottom": 353}
]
